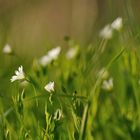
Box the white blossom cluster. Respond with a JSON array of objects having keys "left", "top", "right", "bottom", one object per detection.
[
  {"left": 39, "top": 46, "right": 61, "bottom": 67},
  {"left": 100, "top": 17, "right": 123, "bottom": 39}
]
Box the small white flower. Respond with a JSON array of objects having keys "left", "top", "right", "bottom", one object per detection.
[
  {"left": 3, "top": 44, "right": 12, "bottom": 54},
  {"left": 44, "top": 81, "right": 55, "bottom": 93},
  {"left": 111, "top": 17, "right": 123, "bottom": 31},
  {"left": 66, "top": 47, "right": 78, "bottom": 59},
  {"left": 100, "top": 24, "right": 113, "bottom": 39},
  {"left": 11, "top": 66, "right": 25, "bottom": 82},
  {"left": 39, "top": 55, "right": 52, "bottom": 67},
  {"left": 48, "top": 46, "right": 61, "bottom": 60},
  {"left": 38, "top": 46, "right": 61, "bottom": 67},
  {"left": 53, "top": 109, "right": 63, "bottom": 121},
  {"left": 102, "top": 78, "right": 113, "bottom": 91}
]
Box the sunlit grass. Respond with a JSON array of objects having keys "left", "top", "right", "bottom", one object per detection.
[{"left": 1, "top": 16, "right": 140, "bottom": 140}]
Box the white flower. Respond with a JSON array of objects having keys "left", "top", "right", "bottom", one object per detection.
[
  {"left": 53, "top": 109, "right": 63, "bottom": 121},
  {"left": 44, "top": 81, "right": 55, "bottom": 93},
  {"left": 48, "top": 46, "right": 61, "bottom": 60},
  {"left": 111, "top": 17, "right": 123, "bottom": 31},
  {"left": 100, "top": 24, "right": 113, "bottom": 39},
  {"left": 39, "top": 55, "right": 52, "bottom": 67},
  {"left": 3, "top": 44, "right": 12, "bottom": 54},
  {"left": 99, "top": 17, "right": 122, "bottom": 39},
  {"left": 38, "top": 46, "right": 61, "bottom": 67},
  {"left": 102, "top": 78, "right": 113, "bottom": 91},
  {"left": 66, "top": 47, "right": 78, "bottom": 59},
  {"left": 11, "top": 66, "right": 25, "bottom": 82}
]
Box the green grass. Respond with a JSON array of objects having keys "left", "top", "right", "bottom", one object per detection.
[{"left": 1, "top": 17, "right": 140, "bottom": 140}]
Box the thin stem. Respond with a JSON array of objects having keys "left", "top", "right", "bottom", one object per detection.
[
  {"left": 31, "top": 83, "right": 39, "bottom": 107},
  {"left": 26, "top": 78, "right": 39, "bottom": 107},
  {"left": 79, "top": 103, "right": 89, "bottom": 140}
]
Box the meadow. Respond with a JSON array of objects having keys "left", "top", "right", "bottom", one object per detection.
[{"left": 1, "top": 1, "right": 140, "bottom": 140}]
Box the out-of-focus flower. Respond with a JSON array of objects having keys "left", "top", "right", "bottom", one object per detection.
[
  {"left": 11, "top": 66, "right": 25, "bottom": 82},
  {"left": 39, "top": 55, "right": 51, "bottom": 67},
  {"left": 102, "top": 78, "right": 113, "bottom": 91},
  {"left": 99, "top": 24, "right": 113, "bottom": 39},
  {"left": 44, "top": 81, "right": 55, "bottom": 93},
  {"left": 111, "top": 17, "right": 123, "bottom": 31},
  {"left": 3, "top": 44, "right": 13, "bottom": 54},
  {"left": 39, "top": 46, "right": 61, "bottom": 67},
  {"left": 98, "top": 68, "right": 109, "bottom": 80},
  {"left": 66, "top": 47, "right": 79, "bottom": 59},
  {"left": 53, "top": 109, "right": 63, "bottom": 121},
  {"left": 48, "top": 46, "right": 61, "bottom": 60},
  {"left": 99, "top": 17, "right": 123, "bottom": 39}
]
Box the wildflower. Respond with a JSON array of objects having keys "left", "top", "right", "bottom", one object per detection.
[
  {"left": 44, "top": 81, "right": 55, "bottom": 93},
  {"left": 66, "top": 47, "right": 79, "bottom": 59},
  {"left": 3, "top": 44, "right": 12, "bottom": 54},
  {"left": 11, "top": 66, "right": 25, "bottom": 82},
  {"left": 99, "top": 24, "right": 113, "bottom": 39},
  {"left": 111, "top": 17, "right": 123, "bottom": 31},
  {"left": 39, "top": 55, "right": 51, "bottom": 67},
  {"left": 53, "top": 109, "right": 63, "bottom": 121},
  {"left": 48, "top": 46, "right": 61, "bottom": 60},
  {"left": 102, "top": 78, "right": 113, "bottom": 91},
  {"left": 39, "top": 46, "right": 61, "bottom": 67}
]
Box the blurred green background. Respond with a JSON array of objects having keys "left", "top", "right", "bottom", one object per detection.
[
  {"left": 1, "top": 0, "right": 139, "bottom": 80},
  {"left": 0, "top": 0, "right": 139, "bottom": 112},
  {"left": 1, "top": 0, "right": 140, "bottom": 139},
  {"left": 0, "top": 0, "right": 139, "bottom": 55}
]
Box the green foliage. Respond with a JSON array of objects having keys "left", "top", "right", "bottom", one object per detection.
[{"left": 1, "top": 15, "right": 140, "bottom": 140}]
